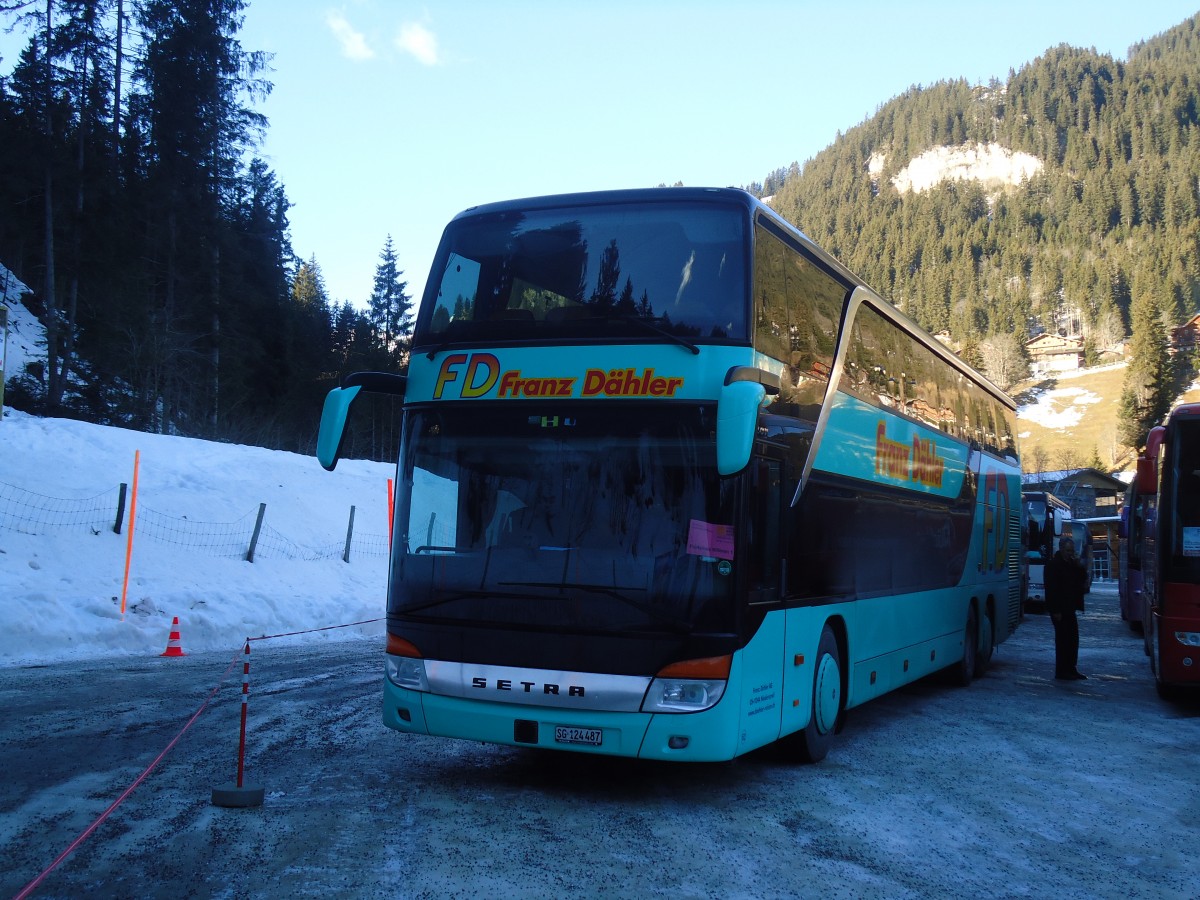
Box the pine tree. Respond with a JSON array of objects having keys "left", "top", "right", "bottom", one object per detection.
[
  {"left": 1118, "top": 291, "right": 1172, "bottom": 447},
  {"left": 368, "top": 235, "right": 412, "bottom": 365},
  {"left": 591, "top": 239, "right": 621, "bottom": 309},
  {"left": 291, "top": 255, "right": 332, "bottom": 370},
  {"left": 129, "top": 0, "right": 270, "bottom": 434},
  {"left": 292, "top": 256, "right": 327, "bottom": 309}
]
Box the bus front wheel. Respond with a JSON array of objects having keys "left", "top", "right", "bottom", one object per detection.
[{"left": 794, "top": 625, "right": 842, "bottom": 764}]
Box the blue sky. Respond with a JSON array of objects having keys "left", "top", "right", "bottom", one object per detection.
[{"left": 7, "top": 1, "right": 1200, "bottom": 310}]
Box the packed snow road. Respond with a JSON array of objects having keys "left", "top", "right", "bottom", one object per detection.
[{"left": 2, "top": 585, "right": 1198, "bottom": 899}]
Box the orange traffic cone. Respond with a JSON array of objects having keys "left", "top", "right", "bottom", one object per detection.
[{"left": 161, "top": 616, "right": 186, "bottom": 657}]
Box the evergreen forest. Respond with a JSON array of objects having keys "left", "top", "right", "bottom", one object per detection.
[
  {"left": 4, "top": 4, "right": 1200, "bottom": 457},
  {"left": 0, "top": 0, "right": 411, "bottom": 458}
]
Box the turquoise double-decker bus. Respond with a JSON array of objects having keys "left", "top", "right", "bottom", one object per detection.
[{"left": 317, "top": 187, "right": 1022, "bottom": 762}]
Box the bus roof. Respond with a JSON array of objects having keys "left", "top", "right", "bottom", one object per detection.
[
  {"left": 1023, "top": 490, "right": 1072, "bottom": 511},
  {"left": 448, "top": 186, "right": 763, "bottom": 222},
  {"left": 1167, "top": 402, "right": 1200, "bottom": 422}
]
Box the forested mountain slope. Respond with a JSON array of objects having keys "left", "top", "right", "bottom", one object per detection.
[{"left": 754, "top": 15, "right": 1200, "bottom": 445}]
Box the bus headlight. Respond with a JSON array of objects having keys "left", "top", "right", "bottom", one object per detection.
[
  {"left": 386, "top": 655, "right": 428, "bottom": 691},
  {"left": 641, "top": 678, "right": 726, "bottom": 713},
  {"left": 1173, "top": 631, "right": 1200, "bottom": 647}
]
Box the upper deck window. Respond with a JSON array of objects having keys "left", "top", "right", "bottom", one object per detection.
[{"left": 415, "top": 201, "right": 749, "bottom": 346}]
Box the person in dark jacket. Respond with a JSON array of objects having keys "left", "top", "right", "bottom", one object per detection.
[{"left": 1045, "top": 535, "right": 1089, "bottom": 680}]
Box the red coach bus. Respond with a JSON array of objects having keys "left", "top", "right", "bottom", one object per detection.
[{"left": 1139, "top": 403, "right": 1200, "bottom": 698}]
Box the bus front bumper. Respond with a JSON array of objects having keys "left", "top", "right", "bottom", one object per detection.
[
  {"left": 382, "top": 680, "right": 742, "bottom": 762},
  {"left": 1156, "top": 611, "right": 1200, "bottom": 685}
]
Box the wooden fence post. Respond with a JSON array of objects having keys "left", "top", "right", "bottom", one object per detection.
[
  {"left": 113, "top": 483, "right": 127, "bottom": 534},
  {"left": 343, "top": 505, "right": 356, "bottom": 563},
  {"left": 246, "top": 503, "right": 267, "bottom": 562}
]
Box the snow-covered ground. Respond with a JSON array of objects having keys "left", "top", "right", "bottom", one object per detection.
[
  {"left": 0, "top": 406, "right": 392, "bottom": 666},
  {"left": 1015, "top": 361, "right": 1126, "bottom": 438},
  {"left": 1018, "top": 384, "right": 1107, "bottom": 430}
]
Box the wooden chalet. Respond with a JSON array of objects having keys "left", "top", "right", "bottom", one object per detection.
[{"left": 1026, "top": 333, "right": 1084, "bottom": 376}]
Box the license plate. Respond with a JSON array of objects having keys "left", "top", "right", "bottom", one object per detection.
[{"left": 554, "top": 725, "right": 602, "bottom": 746}]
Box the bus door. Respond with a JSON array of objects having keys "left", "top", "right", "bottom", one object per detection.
[
  {"left": 747, "top": 454, "right": 783, "bottom": 605},
  {"left": 737, "top": 450, "right": 787, "bottom": 753}
]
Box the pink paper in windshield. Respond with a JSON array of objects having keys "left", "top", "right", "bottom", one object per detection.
[{"left": 687, "top": 520, "right": 734, "bottom": 559}]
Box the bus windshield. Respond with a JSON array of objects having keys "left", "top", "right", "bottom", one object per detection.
[
  {"left": 417, "top": 200, "right": 748, "bottom": 345},
  {"left": 392, "top": 403, "right": 738, "bottom": 635},
  {"left": 1025, "top": 497, "right": 1052, "bottom": 561},
  {"left": 1163, "top": 418, "right": 1200, "bottom": 582}
]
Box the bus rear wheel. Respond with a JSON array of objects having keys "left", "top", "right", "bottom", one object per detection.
[
  {"left": 1151, "top": 633, "right": 1183, "bottom": 700},
  {"left": 946, "top": 605, "right": 978, "bottom": 687},
  {"left": 973, "top": 606, "right": 995, "bottom": 678},
  {"left": 794, "top": 625, "right": 842, "bottom": 764}
]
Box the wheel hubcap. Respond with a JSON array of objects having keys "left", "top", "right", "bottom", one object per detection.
[{"left": 814, "top": 653, "right": 841, "bottom": 734}]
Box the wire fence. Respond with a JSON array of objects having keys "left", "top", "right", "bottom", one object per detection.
[
  {"left": 0, "top": 479, "right": 390, "bottom": 562},
  {"left": 136, "top": 506, "right": 258, "bottom": 558},
  {"left": 0, "top": 480, "right": 124, "bottom": 535}
]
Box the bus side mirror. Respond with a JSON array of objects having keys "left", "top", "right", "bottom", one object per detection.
[
  {"left": 716, "top": 380, "right": 766, "bottom": 475},
  {"left": 1134, "top": 457, "right": 1156, "bottom": 495},
  {"left": 316, "top": 371, "right": 409, "bottom": 471},
  {"left": 1137, "top": 425, "right": 1165, "bottom": 494},
  {"left": 317, "top": 385, "right": 362, "bottom": 471}
]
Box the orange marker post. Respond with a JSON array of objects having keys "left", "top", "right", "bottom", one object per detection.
[
  {"left": 120, "top": 450, "right": 140, "bottom": 617},
  {"left": 387, "top": 478, "right": 394, "bottom": 550}
]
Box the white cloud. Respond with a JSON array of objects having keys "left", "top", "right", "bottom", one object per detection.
[
  {"left": 326, "top": 11, "right": 374, "bottom": 61},
  {"left": 396, "top": 22, "right": 439, "bottom": 66}
]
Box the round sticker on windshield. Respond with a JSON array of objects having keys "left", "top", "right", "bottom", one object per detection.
[{"left": 717, "top": 560, "right": 732, "bottom": 576}]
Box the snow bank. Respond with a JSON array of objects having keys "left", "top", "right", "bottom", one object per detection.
[{"left": 0, "top": 407, "right": 393, "bottom": 666}]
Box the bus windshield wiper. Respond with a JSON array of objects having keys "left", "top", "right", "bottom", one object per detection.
[
  {"left": 397, "top": 588, "right": 527, "bottom": 616},
  {"left": 499, "top": 580, "right": 691, "bottom": 633},
  {"left": 397, "top": 583, "right": 690, "bottom": 634},
  {"left": 594, "top": 314, "right": 700, "bottom": 355},
  {"left": 424, "top": 341, "right": 452, "bottom": 360},
  {"left": 425, "top": 312, "right": 699, "bottom": 357}
]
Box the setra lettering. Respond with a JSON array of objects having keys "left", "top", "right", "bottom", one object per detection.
[{"left": 470, "top": 677, "right": 586, "bottom": 697}]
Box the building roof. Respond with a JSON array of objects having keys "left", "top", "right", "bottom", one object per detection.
[
  {"left": 1021, "top": 467, "right": 1126, "bottom": 492},
  {"left": 1025, "top": 333, "right": 1084, "bottom": 355}
]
